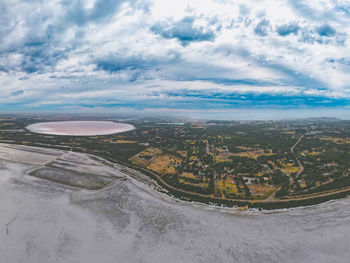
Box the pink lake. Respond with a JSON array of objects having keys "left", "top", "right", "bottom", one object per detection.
[{"left": 26, "top": 121, "right": 135, "bottom": 136}]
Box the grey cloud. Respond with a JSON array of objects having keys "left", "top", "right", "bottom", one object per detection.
[
  {"left": 10, "top": 90, "right": 24, "bottom": 97},
  {"left": 239, "top": 4, "right": 250, "bottom": 16},
  {"left": 151, "top": 16, "right": 216, "bottom": 46},
  {"left": 316, "top": 24, "right": 336, "bottom": 37},
  {"left": 254, "top": 19, "right": 270, "bottom": 36},
  {"left": 276, "top": 22, "right": 300, "bottom": 36},
  {"left": 0, "top": 0, "right": 148, "bottom": 75},
  {"left": 94, "top": 52, "right": 182, "bottom": 82},
  {"left": 63, "top": 0, "right": 136, "bottom": 26},
  {"left": 96, "top": 52, "right": 181, "bottom": 72},
  {"left": 326, "top": 57, "right": 350, "bottom": 70},
  {"left": 299, "top": 28, "right": 346, "bottom": 45},
  {"left": 1, "top": 0, "right": 350, "bottom": 112},
  {"left": 288, "top": 0, "right": 341, "bottom": 22}
]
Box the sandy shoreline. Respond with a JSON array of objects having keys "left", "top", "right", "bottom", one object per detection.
[
  {"left": 2, "top": 149, "right": 350, "bottom": 263},
  {"left": 26, "top": 121, "right": 135, "bottom": 136}
]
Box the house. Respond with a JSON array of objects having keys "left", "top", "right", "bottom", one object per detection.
[{"left": 243, "top": 177, "right": 254, "bottom": 185}]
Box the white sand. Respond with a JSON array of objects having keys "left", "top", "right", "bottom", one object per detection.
[
  {"left": 26, "top": 121, "right": 135, "bottom": 136},
  {"left": 0, "top": 143, "right": 64, "bottom": 165},
  {"left": 1, "top": 145, "right": 350, "bottom": 262}
]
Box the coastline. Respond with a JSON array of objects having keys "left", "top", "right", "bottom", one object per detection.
[
  {"left": 2, "top": 141, "right": 349, "bottom": 211},
  {"left": 93, "top": 150, "right": 350, "bottom": 210}
]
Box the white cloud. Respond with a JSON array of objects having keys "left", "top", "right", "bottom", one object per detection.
[{"left": 1, "top": 0, "right": 350, "bottom": 111}]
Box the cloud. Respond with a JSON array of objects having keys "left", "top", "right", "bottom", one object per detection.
[
  {"left": 254, "top": 19, "right": 270, "bottom": 36},
  {"left": 151, "top": 16, "right": 216, "bottom": 46},
  {"left": 276, "top": 22, "right": 300, "bottom": 36},
  {"left": 95, "top": 51, "right": 181, "bottom": 73},
  {"left": 316, "top": 24, "right": 336, "bottom": 37},
  {"left": 64, "top": 0, "right": 137, "bottom": 26},
  {"left": 298, "top": 27, "right": 346, "bottom": 45},
  {"left": 1, "top": 0, "right": 350, "bottom": 115}
]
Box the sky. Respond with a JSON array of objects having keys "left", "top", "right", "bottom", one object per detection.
[{"left": 1, "top": 0, "right": 350, "bottom": 119}]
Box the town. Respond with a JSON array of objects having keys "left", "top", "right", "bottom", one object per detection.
[{"left": 1, "top": 115, "right": 350, "bottom": 204}]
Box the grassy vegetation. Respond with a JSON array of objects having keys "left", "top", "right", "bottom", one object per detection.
[{"left": 2, "top": 115, "right": 350, "bottom": 208}]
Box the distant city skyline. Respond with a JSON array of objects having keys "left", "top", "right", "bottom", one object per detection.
[{"left": 1, "top": 0, "right": 350, "bottom": 118}]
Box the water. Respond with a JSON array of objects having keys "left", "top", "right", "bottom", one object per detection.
[{"left": 0, "top": 159, "right": 349, "bottom": 263}]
